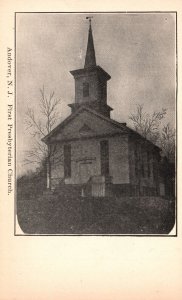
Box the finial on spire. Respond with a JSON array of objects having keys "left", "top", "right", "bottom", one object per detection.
[
  {"left": 84, "top": 16, "right": 96, "bottom": 68},
  {"left": 86, "top": 16, "right": 93, "bottom": 26}
]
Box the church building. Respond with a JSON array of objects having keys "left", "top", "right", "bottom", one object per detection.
[{"left": 42, "top": 20, "right": 162, "bottom": 197}]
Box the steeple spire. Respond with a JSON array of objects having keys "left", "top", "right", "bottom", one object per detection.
[
  {"left": 84, "top": 17, "right": 96, "bottom": 68},
  {"left": 69, "top": 18, "right": 112, "bottom": 118}
]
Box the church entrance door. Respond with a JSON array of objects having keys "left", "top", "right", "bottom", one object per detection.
[{"left": 79, "top": 162, "right": 93, "bottom": 184}]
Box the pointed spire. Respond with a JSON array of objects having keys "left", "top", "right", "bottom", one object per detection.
[{"left": 84, "top": 17, "right": 96, "bottom": 68}]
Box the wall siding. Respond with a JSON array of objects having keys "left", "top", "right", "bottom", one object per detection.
[
  {"left": 50, "top": 135, "right": 130, "bottom": 187},
  {"left": 51, "top": 139, "right": 100, "bottom": 186},
  {"left": 128, "top": 135, "right": 160, "bottom": 195},
  {"left": 109, "top": 136, "right": 129, "bottom": 184}
]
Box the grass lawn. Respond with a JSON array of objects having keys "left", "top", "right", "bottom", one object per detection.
[{"left": 17, "top": 189, "right": 175, "bottom": 235}]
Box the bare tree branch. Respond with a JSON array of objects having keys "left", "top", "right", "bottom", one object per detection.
[
  {"left": 159, "top": 123, "right": 175, "bottom": 162},
  {"left": 24, "top": 87, "right": 62, "bottom": 171},
  {"left": 129, "top": 104, "right": 167, "bottom": 144},
  {"left": 129, "top": 104, "right": 175, "bottom": 161}
]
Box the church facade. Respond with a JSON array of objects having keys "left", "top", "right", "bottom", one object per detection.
[{"left": 42, "top": 21, "right": 162, "bottom": 197}]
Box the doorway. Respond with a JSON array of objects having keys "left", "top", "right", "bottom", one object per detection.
[{"left": 79, "top": 162, "right": 93, "bottom": 184}]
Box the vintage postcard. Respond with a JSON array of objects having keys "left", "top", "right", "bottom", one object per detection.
[
  {"left": 0, "top": 1, "right": 181, "bottom": 300},
  {"left": 16, "top": 12, "right": 176, "bottom": 236}
]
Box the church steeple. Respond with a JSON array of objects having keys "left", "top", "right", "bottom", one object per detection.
[
  {"left": 69, "top": 18, "right": 113, "bottom": 118},
  {"left": 84, "top": 19, "right": 96, "bottom": 68}
]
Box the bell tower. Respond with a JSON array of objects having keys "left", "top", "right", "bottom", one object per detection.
[{"left": 69, "top": 17, "right": 113, "bottom": 118}]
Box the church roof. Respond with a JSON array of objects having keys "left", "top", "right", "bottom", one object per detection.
[
  {"left": 42, "top": 106, "right": 160, "bottom": 151},
  {"left": 70, "top": 65, "right": 111, "bottom": 81},
  {"left": 42, "top": 106, "right": 127, "bottom": 143}
]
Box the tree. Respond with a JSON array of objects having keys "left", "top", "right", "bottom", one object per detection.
[
  {"left": 24, "top": 86, "right": 62, "bottom": 188},
  {"left": 160, "top": 123, "right": 175, "bottom": 162},
  {"left": 129, "top": 104, "right": 175, "bottom": 162},
  {"left": 129, "top": 104, "right": 167, "bottom": 144}
]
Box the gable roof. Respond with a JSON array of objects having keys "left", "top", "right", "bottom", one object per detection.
[
  {"left": 42, "top": 105, "right": 160, "bottom": 151},
  {"left": 42, "top": 105, "right": 129, "bottom": 143}
]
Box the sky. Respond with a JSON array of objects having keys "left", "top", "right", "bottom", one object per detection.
[{"left": 16, "top": 12, "right": 176, "bottom": 175}]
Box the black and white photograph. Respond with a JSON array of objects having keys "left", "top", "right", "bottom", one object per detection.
[{"left": 16, "top": 12, "right": 176, "bottom": 235}]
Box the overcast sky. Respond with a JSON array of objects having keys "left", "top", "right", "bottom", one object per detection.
[{"left": 16, "top": 12, "right": 176, "bottom": 175}]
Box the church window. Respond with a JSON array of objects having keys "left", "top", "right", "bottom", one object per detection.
[
  {"left": 141, "top": 157, "right": 145, "bottom": 178},
  {"left": 152, "top": 154, "right": 157, "bottom": 182},
  {"left": 147, "top": 151, "right": 150, "bottom": 177},
  {"left": 83, "top": 82, "right": 89, "bottom": 97},
  {"left": 135, "top": 149, "right": 138, "bottom": 176},
  {"left": 100, "top": 140, "right": 109, "bottom": 176},
  {"left": 64, "top": 144, "right": 71, "bottom": 178}
]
